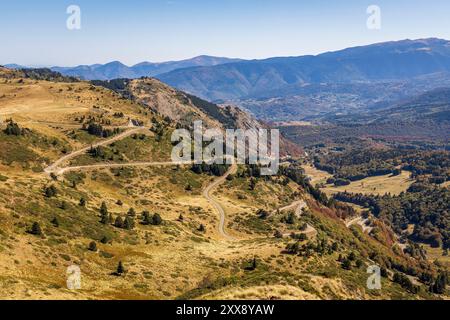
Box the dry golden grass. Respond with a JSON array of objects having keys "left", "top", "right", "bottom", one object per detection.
[
  {"left": 302, "top": 164, "right": 333, "bottom": 185},
  {"left": 201, "top": 284, "right": 319, "bottom": 300},
  {"left": 422, "top": 244, "right": 450, "bottom": 268},
  {"left": 303, "top": 164, "right": 414, "bottom": 196},
  {"left": 321, "top": 171, "right": 414, "bottom": 196},
  {"left": 0, "top": 77, "right": 443, "bottom": 301}
]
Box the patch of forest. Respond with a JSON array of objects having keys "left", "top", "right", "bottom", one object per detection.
[
  {"left": 313, "top": 147, "right": 449, "bottom": 186},
  {"left": 280, "top": 120, "right": 450, "bottom": 147},
  {"left": 334, "top": 183, "right": 449, "bottom": 249}
]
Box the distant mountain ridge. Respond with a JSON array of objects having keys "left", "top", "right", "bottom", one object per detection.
[
  {"left": 323, "top": 86, "right": 450, "bottom": 135},
  {"left": 156, "top": 38, "right": 450, "bottom": 102},
  {"left": 5, "top": 55, "right": 243, "bottom": 81},
  {"left": 365, "top": 87, "right": 450, "bottom": 123}
]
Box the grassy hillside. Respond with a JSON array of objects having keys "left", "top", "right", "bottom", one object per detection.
[{"left": 0, "top": 68, "right": 447, "bottom": 300}]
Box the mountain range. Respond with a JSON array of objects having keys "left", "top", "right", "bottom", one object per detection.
[
  {"left": 5, "top": 38, "right": 450, "bottom": 122},
  {"left": 157, "top": 38, "right": 450, "bottom": 102},
  {"left": 337, "top": 87, "right": 450, "bottom": 124},
  {"left": 5, "top": 55, "right": 242, "bottom": 81}
]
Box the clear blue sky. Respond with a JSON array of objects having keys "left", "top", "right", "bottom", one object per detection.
[{"left": 2, "top": 0, "right": 450, "bottom": 66}]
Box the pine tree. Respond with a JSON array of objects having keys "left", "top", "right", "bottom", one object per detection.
[
  {"left": 142, "top": 211, "right": 151, "bottom": 225},
  {"left": 114, "top": 216, "right": 124, "bottom": 228},
  {"left": 431, "top": 272, "right": 447, "bottom": 294},
  {"left": 100, "top": 236, "right": 109, "bottom": 244},
  {"left": 88, "top": 241, "right": 97, "bottom": 252},
  {"left": 44, "top": 185, "right": 57, "bottom": 198},
  {"left": 100, "top": 202, "right": 109, "bottom": 224},
  {"left": 331, "top": 242, "right": 339, "bottom": 251},
  {"left": 30, "top": 222, "right": 42, "bottom": 236},
  {"left": 342, "top": 258, "right": 352, "bottom": 270},
  {"left": 116, "top": 261, "right": 125, "bottom": 275},
  {"left": 79, "top": 197, "right": 86, "bottom": 207},
  {"left": 151, "top": 213, "right": 162, "bottom": 226},
  {"left": 100, "top": 212, "right": 109, "bottom": 224},
  {"left": 4, "top": 121, "right": 22, "bottom": 136},
  {"left": 251, "top": 257, "right": 257, "bottom": 270},
  {"left": 198, "top": 224, "right": 206, "bottom": 232},
  {"left": 285, "top": 212, "right": 296, "bottom": 225},
  {"left": 127, "top": 208, "right": 136, "bottom": 217},
  {"left": 100, "top": 202, "right": 108, "bottom": 215},
  {"left": 348, "top": 252, "right": 356, "bottom": 261},
  {"left": 123, "top": 216, "right": 135, "bottom": 230}
]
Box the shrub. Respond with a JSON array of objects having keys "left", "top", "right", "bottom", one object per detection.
[
  {"left": 29, "top": 222, "right": 42, "bottom": 236},
  {"left": 88, "top": 241, "right": 97, "bottom": 252},
  {"left": 116, "top": 261, "right": 125, "bottom": 275},
  {"left": 44, "top": 185, "right": 57, "bottom": 198},
  {"left": 4, "top": 121, "right": 22, "bottom": 136},
  {"left": 151, "top": 213, "right": 162, "bottom": 226}
]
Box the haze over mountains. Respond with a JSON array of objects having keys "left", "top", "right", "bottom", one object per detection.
[
  {"left": 5, "top": 55, "right": 242, "bottom": 81},
  {"left": 158, "top": 38, "right": 450, "bottom": 100}
]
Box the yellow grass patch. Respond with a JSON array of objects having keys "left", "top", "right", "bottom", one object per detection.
[
  {"left": 321, "top": 171, "right": 414, "bottom": 196},
  {"left": 302, "top": 164, "right": 333, "bottom": 185}
]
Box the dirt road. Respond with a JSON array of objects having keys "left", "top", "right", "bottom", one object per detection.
[
  {"left": 53, "top": 160, "right": 194, "bottom": 175},
  {"left": 276, "top": 200, "right": 307, "bottom": 217},
  {"left": 202, "top": 164, "right": 237, "bottom": 241},
  {"left": 345, "top": 216, "right": 373, "bottom": 233},
  {"left": 46, "top": 130, "right": 238, "bottom": 241},
  {"left": 276, "top": 199, "right": 317, "bottom": 238},
  {"left": 44, "top": 127, "right": 147, "bottom": 175}
]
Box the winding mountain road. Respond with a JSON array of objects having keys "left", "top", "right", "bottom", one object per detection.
[
  {"left": 202, "top": 164, "right": 238, "bottom": 241},
  {"left": 44, "top": 129, "right": 312, "bottom": 242},
  {"left": 276, "top": 200, "right": 307, "bottom": 216},
  {"left": 345, "top": 216, "right": 373, "bottom": 233},
  {"left": 45, "top": 128, "right": 239, "bottom": 241},
  {"left": 275, "top": 199, "right": 317, "bottom": 238},
  {"left": 44, "top": 127, "right": 147, "bottom": 175},
  {"left": 53, "top": 160, "right": 194, "bottom": 175}
]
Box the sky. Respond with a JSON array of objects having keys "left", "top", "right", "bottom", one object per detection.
[{"left": 1, "top": 0, "right": 450, "bottom": 67}]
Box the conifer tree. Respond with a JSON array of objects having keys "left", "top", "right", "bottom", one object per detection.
[
  {"left": 117, "top": 261, "right": 125, "bottom": 275},
  {"left": 151, "top": 213, "right": 162, "bottom": 226},
  {"left": 114, "top": 216, "right": 124, "bottom": 228},
  {"left": 88, "top": 241, "right": 97, "bottom": 252},
  {"left": 30, "top": 222, "right": 42, "bottom": 236}
]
